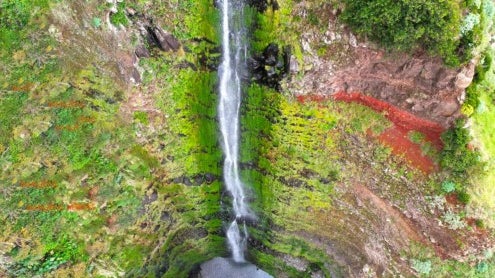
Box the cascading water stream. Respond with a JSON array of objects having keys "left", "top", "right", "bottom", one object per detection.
[{"left": 218, "top": 0, "right": 252, "bottom": 263}]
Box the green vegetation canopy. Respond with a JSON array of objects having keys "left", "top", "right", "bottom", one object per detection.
[{"left": 340, "top": 0, "right": 463, "bottom": 64}]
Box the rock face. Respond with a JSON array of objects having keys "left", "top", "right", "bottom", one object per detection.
[
  {"left": 329, "top": 50, "right": 474, "bottom": 128},
  {"left": 286, "top": 7, "right": 476, "bottom": 129},
  {"left": 130, "top": 12, "right": 181, "bottom": 54},
  {"left": 294, "top": 46, "right": 475, "bottom": 128},
  {"left": 147, "top": 26, "right": 180, "bottom": 52}
]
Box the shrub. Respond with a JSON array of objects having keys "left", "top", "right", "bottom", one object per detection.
[
  {"left": 133, "top": 111, "right": 149, "bottom": 125},
  {"left": 340, "top": 0, "right": 463, "bottom": 65},
  {"left": 464, "top": 85, "right": 481, "bottom": 111},
  {"left": 475, "top": 219, "right": 486, "bottom": 228},
  {"left": 110, "top": 2, "right": 129, "bottom": 27},
  {"left": 440, "top": 119, "right": 480, "bottom": 173},
  {"left": 461, "top": 104, "right": 474, "bottom": 116},
  {"left": 91, "top": 17, "right": 102, "bottom": 28},
  {"left": 0, "top": 0, "right": 31, "bottom": 30},
  {"left": 460, "top": 13, "right": 481, "bottom": 35},
  {"left": 476, "top": 261, "right": 489, "bottom": 273},
  {"left": 457, "top": 191, "right": 471, "bottom": 204}
]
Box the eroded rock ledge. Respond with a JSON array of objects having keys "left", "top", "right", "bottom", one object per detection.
[
  {"left": 328, "top": 49, "right": 475, "bottom": 128},
  {"left": 288, "top": 11, "right": 476, "bottom": 129}
]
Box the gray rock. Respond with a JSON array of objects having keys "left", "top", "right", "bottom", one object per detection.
[
  {"left": 455, "top": 64, "right": 475, "bottom": 89},
  {"left": 197, "top": 257, "right": 272, "bottom": 278}
]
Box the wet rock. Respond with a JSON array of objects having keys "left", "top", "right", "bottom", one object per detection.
[
  {"left": 249, "top": 43, "right": 291, "bottom": 90},
  {"left": 197, "top": 257, "right": 272, "bottom": 278},
  {"left": 263, "top": 43, "right": 279, "bottom": 66}
]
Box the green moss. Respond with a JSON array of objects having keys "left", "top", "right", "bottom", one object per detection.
[
  {"left": 133, "top": 111, "right": 149, "bottom": 125},
  {"left": 110, "top": 2, "right": 129, "bottom": 27}
]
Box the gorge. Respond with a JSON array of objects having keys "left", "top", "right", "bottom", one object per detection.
[{"left": 1, "top": 0, "right": 494, "bottom": 277}]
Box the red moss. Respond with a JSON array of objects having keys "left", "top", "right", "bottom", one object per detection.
[
  {"left": 378, "top": 126, "right": 437, "bottom": 174},
  {"left": 297, "top": 92, "right": 447, "bottom": 173},
  {"left": 332, "top": 92, "right": 444, "bottom": 149}
]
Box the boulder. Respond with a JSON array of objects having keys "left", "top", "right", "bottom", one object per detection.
[
  {"left": 149, "top": 27, "right": 180, "bottom": 52},
  {"left": 455, "top": 64, "right": 475, "bottom": 89},
  {"left": 437, "top": 100, "right": 459, "bottom": 117}
]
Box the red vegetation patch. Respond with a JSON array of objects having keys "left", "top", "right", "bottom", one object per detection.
[
  {"left": 332, "top": 92, "right": 445, "bottom": 148},
  {"left": 297, "top": 92, "right": 447, "bottom": 173},
  {"left": 378, "top": 126, "right": 437, "bottom": 174}
]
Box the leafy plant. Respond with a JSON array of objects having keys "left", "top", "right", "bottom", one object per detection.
[
  {"left": 411, "top": 259, "right": 432, "bottom": 275},
  {"left": 110, "top": 2, "right": 129, "bottom": 27},
  {"left": 457, "top": 191, "right": 471, "bottom": 204},
  {"left": 461, "top": 104, "right": 474, "bottom": 116},
  {"left": 443, "top": 211, "right": 467, "bottom": 230},
  {"left": 441, "top": 181, "right": 456, "bottom": 193},
  {"left": 460, "top": 13, "right": 481, "bottom": 35},
  {"left": 91, "top": 17, "right": 102, "bottom": 28},
  {"left": 440, "top": 119, "right": 480, "bottom": 173},
  {"left": 476, "top": 261, "right": 489, "bottom": 273}
]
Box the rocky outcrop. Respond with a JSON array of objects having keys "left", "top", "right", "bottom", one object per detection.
[
  {"left": 246, "top": 0, "right": 280, "bottom": 12},
  {"left": 286, "top": 5, "right": 476, "bottom": 129},
  {"left": 292, "top": 44, "right": 476, "bottom": 128},
  {"left": 327, "top": 49, "right": 475, "bottom": 128},
  {"left": 249, "top": 43, "right": 291, "bottom": 90},
  {"left": 128, "top": 11, "right": 181, "bottom": 54},
  {"left": 146, "top": 26, "right": 180, "bottom": 52}
]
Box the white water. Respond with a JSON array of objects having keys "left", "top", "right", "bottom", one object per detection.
[{"left": 218, "top": 0, "right": 252, "bottom": 263}]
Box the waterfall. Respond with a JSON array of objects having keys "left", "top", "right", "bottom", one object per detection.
[{"left": 218, "top": 0, "right": 252, "bottom": 263}]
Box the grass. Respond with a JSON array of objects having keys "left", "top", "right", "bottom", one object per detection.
[
  {"left": 469, "top": 83, "right": 495, "bottom": 228},
  {"left": 109, "top": 1, "right": 129, "bottom": 27}
]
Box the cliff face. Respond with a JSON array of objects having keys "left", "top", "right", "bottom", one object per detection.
[
  {"left": 246, "top": 1, "right": 495, "bottom": 277},
  {"left": 286, "top": 8, "right": 475, "bottom": 129},
  {"left": 1, "top": 0, "right": 494, "bottom": 277}
]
